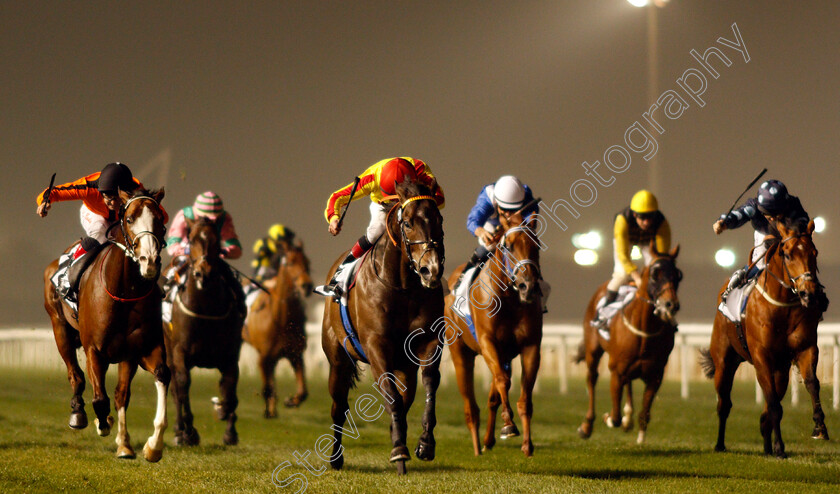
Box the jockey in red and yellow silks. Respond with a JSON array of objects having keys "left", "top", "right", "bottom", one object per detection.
[{"left": 315, "top": 157, "right": 445, "bottom": 299}]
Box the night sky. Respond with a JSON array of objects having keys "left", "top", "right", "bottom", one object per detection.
[{"left": 3, "top": 1, "right": 839, "bottom": 326}]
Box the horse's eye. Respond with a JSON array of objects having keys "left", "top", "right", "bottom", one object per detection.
[{"left": 126, "top": 218, "right": 133, "bottom": 224}]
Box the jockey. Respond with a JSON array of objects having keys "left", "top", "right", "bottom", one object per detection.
[
  {"left": 251, "top": 223, "right": 297, "bottom": 282},
  {"left": 315, "top": 157, "right": 445, "bottom": 299},
  {"left": 164, "top": 191, "right": 245, "bottom": 316},
  {"left": 453, "top": 175, "right": 538, "bottom": 291},
  {"left": 592, "top": 190, "right": 671, "bottom": 333},
  {"left": 713, "top": 179, "right": 809, "bottom": 296},
  {"left": 35, "top": 163, "right": 168, "bottom": 295}
]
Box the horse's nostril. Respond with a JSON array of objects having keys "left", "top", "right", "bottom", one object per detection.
[{"left": 419, "top": 266, "right": 431, "bottom": 278}]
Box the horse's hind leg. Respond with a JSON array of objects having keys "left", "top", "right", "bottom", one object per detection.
[
  {"left": 325, "top": 351, "right": 355, "bottom": 471},
  {"left": 114, "top": 360, "right": 139, "bottom": 459},
  {"left": 218, "top": 362, "right": 240, "bottom": 446},
  {"left": 414, "top": 342, "right": 442, "bottom": 461},
  {"left": 86, "top": 349, "right": 114, "bottom": 437},
  {"left": 517, "top": 344, "right": 540, "bottom": 457},
  {"left": 284, "top": 353, "right": 308, "bottom": 408},
  {"left": 450, "top": 339, "right": 482, "bottom": 455},
  {"left": 171, "top": 350, "right": 199, "bottom": 446},
  {"left": 578, "top": 344, "right": 604, "bottom": 439},
  {"left": 712, "top": 345, "right": 741, "bottom": 452},
  {"left": 796, "top": 346, "right": 829, "bottom": 440},
  {"left": 52, "top": 323, "right": 87, "bottom": 429},
  {"left": 140, "top": 344, "right": 170, "bottom": 463},
  {"left": 259, "top": 354, "right": 279, "bottom": 418}
]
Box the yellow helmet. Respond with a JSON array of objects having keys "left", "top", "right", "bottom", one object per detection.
[
  {"left": 630, "top": 190, "right": 658, "bottom": 214},
  {"left": 268, "top": 223, "right": 287, "bottom": 241}
]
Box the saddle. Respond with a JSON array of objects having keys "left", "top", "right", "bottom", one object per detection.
[
  {"left": 51, "top": 239, "right": 108, "bottom": 313},
  {"left": 592, "top": 285, "right": 638, "bottom": 327}
]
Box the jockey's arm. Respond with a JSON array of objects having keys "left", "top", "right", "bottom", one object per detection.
[
  {"left": 165, "top": 209, "right": 189, "bottom": 257},
  {"left": 655, "top": 219, "right": 671, "bottom": 254},
  {"left": 614, "top": 215, "right": 637, "bottom": 276},
  {"left": 219, "top": 214, "right": 242, "bottom": 260}
]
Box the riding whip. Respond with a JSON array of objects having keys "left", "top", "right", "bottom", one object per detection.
[
  {"left": 725, "top": 168, "right": 767, "bottom": 217},
  {"left": 223, "top": 261, "right": 270, "bottom": 294},
  {"left": 337, "top": 176, "right": 361, "bottom": 230},
  {"left": 43, "top": 172, "right": 56, "bottom": 203}
]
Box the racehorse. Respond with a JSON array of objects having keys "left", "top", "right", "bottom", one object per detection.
[
  {"left": 321, "top": 178, "right": 445, "bottom": 475},
  {"left": 164, "top": 216, "right": 244, "bottom": 446},
  {"left": 43, "top": 188, "right": 169, "bottom": 461},
  {"left": 242, "top": 240, "right": 313, "bottom": 417},
  {"left": 699, "top": 219, "right": 828, "bottom": 458},
  {"left": 443, "top": 211, "right": 543, "bottom": 457},
  {"left": 576, "top": 242, "right": 681, "bottom": 445}
]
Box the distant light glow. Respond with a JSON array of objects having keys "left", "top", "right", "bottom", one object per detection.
[
  {"left": 571, "top": 231, "right": 602, "bottom": 250},
  {"left": 574, "top": 249, "right": 599, "bottom": 266},
  {"left": 627, "top": 0, "right": 649, "bottom": 6},
  {"left": 814, "top": 216, "right": 826, "bottom": 233},
  {"left": 715, "top": 249, "right": 736, "bottom": 268},
  {"left": 631, "top": 246, "right": 643, "bottom": 260}
]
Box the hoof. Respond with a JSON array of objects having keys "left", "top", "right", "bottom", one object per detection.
[
  {"left": 636, "top": 430, "right": 646, "bottom": 444},
  {"left": 521, "top": 441, "right": 534, "bottom": 457},
  {"left": 330, "top": 454, "right": 344, "bottom": 470},
  {"left": 389, "top": 445, "right": 410, "bottom": 463},
  {"left": 117, "top": 444, "right": 136, "bottom": 459},
  {"left": 415, "top": 439, "right": 436, "bottom": 461},
  {"left": 621, "top": 415, "right": 634, "bottom": 432},
  {"left": 211, "top": 397, "right": 225, "bottom": 420},
  {"left": 811, "top": 426, "right": 830, "bottom": 440},
  {"left": 223, "top": 431, "right": 239, "bottom": 446},
  {"left": 577, "top": 424, "right": 592, "bottom": 439},
  {"left": 263, "top": 409, "right": 278, "bottom": 419},
  {"left": 143, "top": 442, "right": 163, "bottom": 463},
  {"left": 69, "top": 412, "right": 88, "bottom": 430},
  {"left": 714, "top": 443, "right": 726, "bottom": 452},
  {"left": 95, "top": 416, "right": 114, "bottom": 437},
  {"left": 284, "top": 394, "right": 307, "bottom": 408},
  {"left": 482, "top": 439, "right": 495, "bottom": 452},
  {"left": 500, "top": 424, "right": 520, "bottom": 439},
  {"left": 603, "top": 413, "right": 619, "bottom": 428},
  {"left": 177, "top": 428, "right": 200, "bottom": 447}
]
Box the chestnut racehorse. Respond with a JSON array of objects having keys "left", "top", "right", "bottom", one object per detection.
[
  {"left": 164, "top": 216, "right": 244, "bottom": 446},
  {"left": 576, "top": 243, "right": 681, "bottom": 444},
  {"left": 243, "top": 240, "right": 313, "bottom": 417},
  {"left": 700, "top": 219, "right": 828, "bottom": 458},
  {"left": 321, "top": 179, "right": 444, "bottom": 475},
  {"left": 444, "top": 212, "right": 543, "bottom": 457},
  {"left": 43, "top": 188, "right": 169, "bottom": 461}
]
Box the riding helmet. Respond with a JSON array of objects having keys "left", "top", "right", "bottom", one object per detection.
[
  {"left": 493, "top": 175, "right": 526, "bottom": 210},
  {"left": 97, "top": 162, "right": 135, "bottom": 194},
  {"left": 379, "top": 158, "right": 418, "bottom": 195},
  {"left": 756, "top": 179, "right": 789, "bottom": 215},
  {"left": 630, "top": 190, "right": 659, "bottom": 214}
]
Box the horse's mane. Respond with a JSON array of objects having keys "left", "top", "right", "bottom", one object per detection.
[{"left": 392, "top": 178, "right": 432, "bottom": 201}]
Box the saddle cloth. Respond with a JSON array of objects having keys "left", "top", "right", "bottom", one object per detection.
[
  {"left": 718, "top": 280, "right": 755, "bottom": 324},
  {"left": 50, "top": 244, "right": 86, "bottom": 313},
  {"left": 592, "top": 285, "right": 638, "bottom": 327}
]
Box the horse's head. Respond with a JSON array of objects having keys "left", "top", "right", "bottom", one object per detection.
[
  {"left": 186, "top": 216, "right": 221, "bottom": 290},
  {"left": 282, "top": 241, "right": 314, "bottom": 298},
  {"left": 118, "top": 188, "right": 166, "bottom": 279},
  {"left": 642, "top": 241, "right": 682, "bottom": 324},
  {"left": 392, "top": 178, "right": 445, "bottom": 289},
  {"left": 773, "top": 219, "right": 819, "bottom": 307},
  {"left": 498, "top": 211, "right": 542, "bottom": 304}
]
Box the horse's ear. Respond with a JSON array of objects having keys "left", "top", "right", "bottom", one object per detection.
[
  {"left": 118, "top": 188, "right": 130, "bottom": 204},
  {"left": 153, "top": 186, "right": 165, "bottom": 203},
  {"left": 670, "top": 244, "right": 680, "bottom": 259},
  {"left": 185, "top": 215, "right": 196, "bottom": 230},
  {"left": 808, "top": 219, "right": 815, "bottom": 234}
]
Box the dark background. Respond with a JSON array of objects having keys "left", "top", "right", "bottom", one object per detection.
[{"left": 3, "top": 1, "right": 838, "bottom": 326}]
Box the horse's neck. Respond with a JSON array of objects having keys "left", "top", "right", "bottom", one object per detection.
[
  {"left": 375, "top": 236, "right": 413, "bottom": 289},
  {"left": 482, "top": 257, "right": 517, "bottom": 302},
  {"left": 760, "top": 256, "right": 794, "bottom": 300}
]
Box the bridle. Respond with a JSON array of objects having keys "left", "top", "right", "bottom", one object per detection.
[
  {"left": 496, "top": 224, "right": 541, "bottom": 288},
  {"left": 108, "top": 195, "right": 165, "bottom": 264},
  {"left": 763, "top": 233, "right": 817, "bottom": 302},
  {"left": 386, "top": 195, "right": 444, "bottom": 277}
]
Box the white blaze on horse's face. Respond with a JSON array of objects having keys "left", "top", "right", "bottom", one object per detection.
[{"left": 133, "top": 205, "right": 160, "bottom": 279}]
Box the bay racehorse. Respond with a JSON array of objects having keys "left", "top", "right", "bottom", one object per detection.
[
  {"left": 43, "top": 188, "right": 169, "bottom": 461},
  {"left": 242, "top": 239, "right": 313, "bottom": 417},
  {"left": 576, "top": 242, "right": 681, "bottom": 444},
  {"left": 444, "top": 211, "right": 543, "bottom": 457},
  {"left": 164, "top": 216, "right": 244, "bottom": 446},
  {"left": 321, "top": 178, "right": 445, "bottom": 475},
  {"left": 699, "top": 219, "right": 828, "bottom": 458}
]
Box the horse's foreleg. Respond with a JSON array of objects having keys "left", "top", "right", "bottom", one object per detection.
[
  {"left": 481, "top": 344, "right": 518, "bottom": 442},
  {"left": 622, "top": 382, "right": 634, "bottom": 432},
  {"left": 285, "top": 354, "right": 309, "bottom": 408},
  {"left": 484, "top": 384, "right": 501, "bottom": 451},
  {"left": 636, "top": 372, "right": 663, "bottom": 445},
  {"left": 769, "top": 366, "right": 790, "bottom": 458},
  {"left": 754, "top": 357, "right": 788, "bottom": 458},
  {"left": 796, "top": 346, "right": 829, "bottom": 440},
  {"left": 578, "top": 346, "right": 603, "bottom": 439},
  {"left": 140, "top": 345, "right": 170, "bottom": 462},
  {"left": 326, "top": 353, "right": 354, "bottom": 471},
  {"left": 218, "top": 363, "right": 240, "bottom": 446},
  {"left": 259, "top": 354, "right": 278, "bottom": 418},
  {"left": 114, "top": 361, "right": 139, "bottom": 459},
  {"left": 450, "top": 340, "right": 481, "bottom": 455},
  {"left": 415, "top": 347, "right": 441, "bottom": 462},
  {"left": 171, "top": 351, "right": 198, "bottom": 447},
  {"left": 52, "top": 324, "right": 87, "bottom": 429},
  {"left": 604, "top": 371, "right": 625, "bottom": 429},
  {"left": 86, "top": 349, "right": 113, "bottom": 437},
  {"left": 517, "top": 344, "right": 540, "bottom": 457},
  {"left": 369, "top": 357, "right": 410, "bottom": 474}
]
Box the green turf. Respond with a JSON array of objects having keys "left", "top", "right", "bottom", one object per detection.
[{"left": 0, "top": 366, "right": 837, "bottom": 493}]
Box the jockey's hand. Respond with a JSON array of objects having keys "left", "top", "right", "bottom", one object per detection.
[
  {"left": 475, "top": 227, "right": 496, "bottom": 246},
  {"left": 713, "top": 219, "right": 726, "bottom": 235},
  {"left": 631, "top": 271, "right": 642, "bottom": 287},
  {"left": 329, "top": 216, "right": 341, "bottom": 236},
  {"left": 37, "top": 201, "right": 51, "bottom": 217}
]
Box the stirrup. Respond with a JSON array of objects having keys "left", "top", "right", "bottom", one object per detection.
[{"left": 597, "top": 327, "right": 610, "bottom": 340}]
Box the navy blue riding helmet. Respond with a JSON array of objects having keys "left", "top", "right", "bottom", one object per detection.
[{"left": 756, "top": 179, "right": 789, "bottom": 216}]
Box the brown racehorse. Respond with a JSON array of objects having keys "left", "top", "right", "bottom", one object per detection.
[
  {"left": 700, "top": 219, "right": 828, "bottom": 458},
  {"left": 242, "top": 240, "right": 313, "bottom": 417},
  {"left": 444, "top": 212, "right": 543, "bottom": 457},
  {"left": 164, "top": 216, "right": 244, "bottom": 446},
  {"left": 43, "top": 188, "right": 169, "bottom": 461},
  {"left": 576, "top": 242, "right": 681, "bottom": 445},
  {"left": 321, "top": 178, "right": 444, "bottom": 475}
]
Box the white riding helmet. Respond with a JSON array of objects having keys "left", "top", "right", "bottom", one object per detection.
[{"left": 493, "top": 175, "right": 526, "bottom": 210}]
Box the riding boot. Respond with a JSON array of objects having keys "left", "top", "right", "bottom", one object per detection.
[
  {"left": 592, "top": 290, "right": 619, "bottom": 338},
  {"left": 453, "top": 246, "right": 490, "bottom": 292},
  {"left": 316, "top": 235, "right": 373, "bottom": 300},
  {"left": 721, "top": 268, "right": 747, "bottom": 302},
  {"left": 67, "top": 237, "right": 102, "bottom": 299}
]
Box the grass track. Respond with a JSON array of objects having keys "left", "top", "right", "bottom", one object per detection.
[{"left": 0, "top": 367, "right": 837, "bottom": 493}]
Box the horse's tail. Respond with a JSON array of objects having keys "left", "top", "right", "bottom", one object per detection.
[
  {"left": 573, "top": 341, "right": 586, "bottom": 364},
  {"left": 698, "top": 348, "right": 715, "bottom": 379}
]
